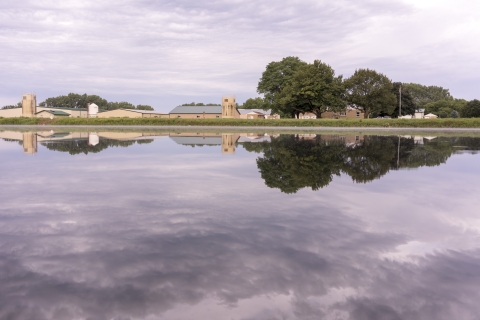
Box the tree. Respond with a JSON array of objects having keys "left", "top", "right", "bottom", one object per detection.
[
  {"left": 424, "top": 99, "right": 467, "bottom": 117},
  {"left": 238, "top": 97, "right": 266, "bottom": 109},
  {"left": 344, "top": 69, "right": 396, "bottom": 118},
  {"left": 40, "top": 93, "right": 109, "bottom": 109},
  {"left": 391, "top": 82, "right": 416, "bottom": 117},
  {"left": 462, "top": 99, "right": 480, "bottom": 118},
  {"left": 136, "top": 105, "right": 154, "bottom": 110},
  {"left": 1, "top": 102, "right": 21, "bottom": 109},
  {"left": 257, "top": 56, "right": 308, "bottom": 118},
  {"left": 107, "top": 101, "right": 135, "bottom": 110},
  {"left": 450, "top": 110, "right": 459, "bottom": 118},
  {"left": 276, "top": 60, "right": 346, "bottom": 118},
  {"left": 402, "top": 83, "right": 453, "bottom": 109}
]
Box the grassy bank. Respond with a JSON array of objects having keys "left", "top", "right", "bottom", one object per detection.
[{"left": 2, "top": 117, "right": 480, "bottom": 128}]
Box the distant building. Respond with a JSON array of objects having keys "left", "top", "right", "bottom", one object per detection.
[
  {"left": 35, "top": 110, "right": 70, "bottom": 118},
  {"left": 239, "top": 109, "right": 280, "bottom": 119},
  {"left": 414, "top": 109, "right": 425, "bottom": 119},
  {"left": 321, "top": 107, "right": 363, "bottom": 119},
  {"left": 298, "top": 112, "right": 317, "bottom": 119},
  {"left": 222, "top": 95, "right": 237, "bottom": 119},
  {"left": 97, "top": 109, "right": 168, "bottom": 118}
]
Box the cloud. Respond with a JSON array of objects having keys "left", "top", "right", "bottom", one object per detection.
[{"left": 1, "top": 0, "right": 478, "bottom": 110}]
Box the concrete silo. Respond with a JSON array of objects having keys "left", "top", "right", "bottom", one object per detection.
[
  {"left": 221, "top": 95, "right": 236, "bottom": 119},
  {"left": 22, "top": 94, "right": 36, "bottom": 117},
  {"left": 22, "top": 132, "right": 37, "bottom": 154},
  {"left": 87, "top": 103, "right": 99, "bottom": 118}
]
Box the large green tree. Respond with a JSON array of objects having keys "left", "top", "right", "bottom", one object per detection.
[
  {"left": 276, "top": 60, "right": 346, "bottom": 118},
  {"left": 257, "top": 56, "right": 308, "bottom": 117},
  {"left": 344, "top": 69, "right": 396, "bottom": 118},
  {"left": 402, "top": 83, "right": 453, "bottom": 109},
  {"left": 462, "top": 99, "right": 480, "bottom": 118}
]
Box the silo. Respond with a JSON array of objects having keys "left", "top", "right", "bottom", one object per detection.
[
  {"left": 221, "top": 95, "right": 236, "bottom": 119},
  {"left": 221, "top": 134, "right": 236, "bottom": 154},
  {"left": 88, "top": 132, "right": 99, "bottom": 146},
  {"left": 22, "top": 94, "right": 36, "bottom": 117},
  {"left": 22, "top": 132, "right": 37, "bottom": 154},
  {"left": 87, "top": 103, "right": 99, "bottom": 118}
]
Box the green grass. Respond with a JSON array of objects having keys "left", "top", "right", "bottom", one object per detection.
[{"left": 1, "top": 117, "right": 480, "bottom": 128}]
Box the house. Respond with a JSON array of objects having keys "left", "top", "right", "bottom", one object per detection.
[
  {"left": 322, "top": 107, "right": 363, "bottom": 119},
  {"left": 97, "top": 109, "right": 168, "bottom": 118},
  {"left": 424, "top": 113, "right": 438, "bottom": 119},
  {"left": 239, "top": 109, "right": 280, "bottom": 119},
  {"left": 298, "top": 112, "right": 317, "bottom": 119}
]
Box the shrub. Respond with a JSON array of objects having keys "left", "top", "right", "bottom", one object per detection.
[{"left": 462, "top": 100, "right": 480, "bottom": 118}]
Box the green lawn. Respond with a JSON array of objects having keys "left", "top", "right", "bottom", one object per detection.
[{"left": 1, "top": 117, "right": 480, "bottom": 128}]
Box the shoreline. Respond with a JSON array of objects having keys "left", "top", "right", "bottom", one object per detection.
[{"left": 3, "top": 124, "right": 480, "bottom": 133}]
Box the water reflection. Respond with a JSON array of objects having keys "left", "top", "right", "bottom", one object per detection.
[
  {"left": 2, "top": 130, "right": 480, "bottom": 193},
  {"left": 1, "top": 129, "right": 480, "bottom": 319}
]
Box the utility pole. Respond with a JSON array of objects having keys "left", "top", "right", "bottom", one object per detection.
[{"left": 399, "top": 84, "right": 402, "bottom": 117}]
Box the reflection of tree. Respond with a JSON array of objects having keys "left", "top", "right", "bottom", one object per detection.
[
  {"left": 256, "top": 135, "right": 346, "bottom": 193},
  {"left": 42, "top": 139, "right": 139, "bottom": 155},
  {"left": 342, "top": 136, "right": 399, "bottom": 183},
  {"left": 244, "top": 135, "right": 479, "bottom": 193}
]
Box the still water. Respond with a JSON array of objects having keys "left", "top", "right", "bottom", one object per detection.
[{"left": 1, "top": 129, "right": 480, "bottom": 320}]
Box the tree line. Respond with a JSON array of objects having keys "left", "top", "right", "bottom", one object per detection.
[
  {"left": 245, "top": 56, "right": 480, "bottom": 118},
  {"left": 1, "top": 93, "right": 154, "bottom": 111}
]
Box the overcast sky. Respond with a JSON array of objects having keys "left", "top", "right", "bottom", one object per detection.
[{"left": 1, "top": 0, "right": 479, "bottom": 112}]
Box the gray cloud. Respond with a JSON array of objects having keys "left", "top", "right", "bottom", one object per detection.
[{"left": 2, "top": 0, "right": 478, "bottom": 110}]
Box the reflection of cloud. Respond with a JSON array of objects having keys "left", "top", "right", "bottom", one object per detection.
[{"left": 1, "top": 134, "right": 480, "bottom": 319}]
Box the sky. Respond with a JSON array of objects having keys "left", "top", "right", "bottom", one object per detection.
[{"left": 1, "top": 0, "right": 479, "bottom": 112}]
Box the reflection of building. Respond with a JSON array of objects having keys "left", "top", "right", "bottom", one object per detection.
[
  {"left": 222, "top": 134, "right": 236, "bottom": 154},
  {"left": 0, "top": 131, "right": 169, "bottom": 154},
  {"left": 22, "top": 133, "right": 37, "bottom": 154},
  {"left": 88, "top": 133, "right": 99, "bottom": 146},
  {"left": 169, "top": 133, "right": 240, "bottom": 154}
]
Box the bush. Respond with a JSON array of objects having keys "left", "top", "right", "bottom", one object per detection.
[
  {"left": 451, "top": 110, "right": 459, "bottom": 118},
  {"left": 462, "top": 100, "right": 480, "bottom": 118}
]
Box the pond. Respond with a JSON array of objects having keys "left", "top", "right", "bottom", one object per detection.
[{"left": 1, "top": 129, "right": 480, "bottom": 320}]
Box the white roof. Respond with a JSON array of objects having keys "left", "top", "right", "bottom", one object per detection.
[
  {"left": 425, "top": 113, "right": 437, "bottom": 116},
  {"left": 238, "top": 109, "right": 273, "bottom": 115}
]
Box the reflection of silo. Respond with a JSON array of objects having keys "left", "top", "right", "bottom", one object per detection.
[
  {"left": 22, "top": 132, "right": 37, "bottom": 154},
  {"left": 88, "top": 132, "right": 99, "bottom": 146},
  {"left": 22, "top": 94, "right": 36, "bottom": 117},
  {"left": 222, "top": 95, "right": 236, "bottom": 119},
  {"left": 87, "top": 103, "right": 99, "bottom": 118},
  {"left": 222, "top": 134, "right": 235, "bottom": 154}
]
